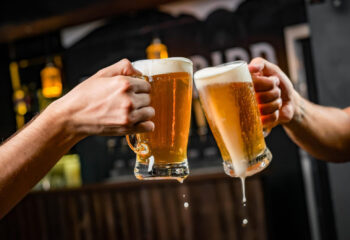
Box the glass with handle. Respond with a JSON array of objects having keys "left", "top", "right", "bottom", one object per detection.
[{"left": 126, "top": 57, "right": 193, "bottom": 182}]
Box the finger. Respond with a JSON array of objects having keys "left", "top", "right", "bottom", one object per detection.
[
  {"left": 253, "top": 75, "right": 279, "bottom": 92},
  {"left": 131, "top": 93, "right": 151, "bottom": 109},
  {"left": 96, "top": 59, "right": 142, "bottom": 78},
  {"left": 131, "top": 121, "right": 155, "bottom": 133},
  {"left": 129, "top": 106, "right": 155, "bottom": 124},
  {"left": 248, "top": 63, "right": 264, "bottom": 74},
  {"left": 258, "top": 98, "right": 282, "bottom": 115},
  {"left": 261, "top": 111, "right": 279, "bottom": 126},
  {"left": 255, "top": 87, "right": 281, "bottom": 104},
  {"left": 249, "top": 57, "right": 282, "bottom": 76},
  {"left": 129, "top": 77, "right": 151, "bottom": 93},
  {"left": 101, "top": 121, "right": 154, "bottom": 136}
]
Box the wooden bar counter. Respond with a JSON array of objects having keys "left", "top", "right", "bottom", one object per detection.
[{"left": 0, "top": 171, "right": 267, "bottom": 240}]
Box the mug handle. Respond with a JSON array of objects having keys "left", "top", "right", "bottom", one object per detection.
[
  {"left": 126, "top": 134, "right": 150, "bottom": 157},
  {"left": 126, "top": 74, "right": 152, "bottom": 157}
]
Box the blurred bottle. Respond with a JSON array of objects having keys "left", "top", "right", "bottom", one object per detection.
[
  {"left": 41, "top": 61, "right": 62, "bottom": 99},
  {"left": 146, "top": 38, "right": 168, "bottom": 59}
]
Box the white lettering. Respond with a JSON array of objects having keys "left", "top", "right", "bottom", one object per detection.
[
  {"left": 250, "top": 42, "right": 277, "bottom": 64},
  {"left": 225, "top": 47, "right": 250, "bottom": 62}
]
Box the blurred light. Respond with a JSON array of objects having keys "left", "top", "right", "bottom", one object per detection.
[
  {"left": 9, "top": 62, "right": 20, "bottom": 90},
  {"left": 16, "top": 101, "right": 28, "bottom": 116},
  {"left": 15, "top": 115, "right": 25, "bottom": 129},
  {"left": 146, "top": 38, "right": 168, "bottom": 59},
  {"left": 14, "top": 89, "right": 25, "bottom": 100},
  {"left": 19, "top": 60, "right": 29, "bottom": 68},
  {"left": 41, "top": 64, "right": 62, "bottom": 98}
]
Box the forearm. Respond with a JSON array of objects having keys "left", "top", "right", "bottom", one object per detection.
[
  {"left": 0, "top": 102, "right": 83, "bottom": 218},
  {"left": 283, "top": 91, "right": 350, "bottom": 162}
]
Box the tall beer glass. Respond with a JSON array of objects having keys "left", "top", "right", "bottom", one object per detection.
[
  {"left": 194, "top": 61, "right": 272, "bottom": 178},
  {"left": 127, "top": 57, "right": 193, "bottom": 182}
]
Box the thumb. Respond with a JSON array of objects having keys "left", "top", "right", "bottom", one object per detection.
[
  {"left": 95, "top": 58, "right": 142, "bottom": 78},
  {"left": 249, "top": 57, "right": 281, "bottom": 77}
]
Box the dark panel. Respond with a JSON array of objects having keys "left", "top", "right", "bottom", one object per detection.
[
  {"left": 0, "top": 45, "right": 16, "bottom": 140},
  {"left": 307, "top": 2, "right": 350, "bottom": 240}
]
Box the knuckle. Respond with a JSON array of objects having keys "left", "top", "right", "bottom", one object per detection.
[
  {"left": 96, "top": 68, "right": 107, "bottom": 76},
  {"left": 272, "top": 76, "right": 280, "bottom": 86},
  {"left": 276, "top": 98, "right": 283, "bottom": 108},
  {"left": 120, "top": 111, "right": 132, "bottom": 125},
  {"left": 267, "top": 78, "right": 276, "bottom": 87},
  {"left": 275, "top": 87, "right": 282, "bottom": 98},
  {"left": 252, "top": 57, "right": 262, "bottom": 62},
  {"left": 119, "top": 58, "right": 133, "bottom": 70},
  {"left": 270, "top": 112, "right": 279, "bottom": 121},
  {"left": 121, "top": 97, "right": 134, "bottom": 110},
  {"left": 116, "top": 76, "right": 132, "bottom": 91}
]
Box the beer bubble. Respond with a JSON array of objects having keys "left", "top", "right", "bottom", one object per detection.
[{"left": 242, "top": 218, "right": 248, "bottom": 226}]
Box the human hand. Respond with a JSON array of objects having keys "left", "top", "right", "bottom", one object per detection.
[
  {"left": 51, "top": 59, "right": 155, "bottom": 138},
  {"left": 248, "top": 57, "right": 297, "bottom": 129}
]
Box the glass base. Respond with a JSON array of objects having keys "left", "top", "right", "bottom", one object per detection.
[
  {"left": 223, "top": 148, "right": 272, "bottom": 177},
  {"left": 134, "top": 161, "right": 189, "bottom": 183}
]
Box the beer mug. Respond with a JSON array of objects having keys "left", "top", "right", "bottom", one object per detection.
[
  {"left": 194, "top": 61, "right": 272, "bottom": 178},
  {"left": 127, "top": 57, "right": 193, "bottom": 182}
]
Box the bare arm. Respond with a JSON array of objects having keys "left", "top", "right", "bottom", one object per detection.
[
  {"left": 249, "top": 57, "right": 350, "bottom": 163},
  {"left": 0, "top": 59, "right": 155, "bottom": 218},
  {"left": 283, "top": 93, "right": 350, "bottom": 162}
]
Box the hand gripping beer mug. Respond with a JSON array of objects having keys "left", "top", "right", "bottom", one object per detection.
[
  {"left": 194, "top": 61, "right": 272, "bottom": 178},
  {"left": 127, "top": 57, "right": 193, "bottom": 182}
]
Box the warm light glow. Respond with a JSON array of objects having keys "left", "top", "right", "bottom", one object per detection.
[
  {"left": 14, "top": 89, "right": 25, "bottom": 100},
  {"left": 16, "top": 101, "right": 27, "bottom": 116},
  {"left": 41, "top": 65, "right": 62, "bottom": 98},
  {"left": 146, "top": 38, "right": 169, "bottom": 59}
]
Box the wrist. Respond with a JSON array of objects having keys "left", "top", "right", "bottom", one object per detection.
[
  {"left": 42, "top": 100, "right": 86, "bottom": 144},
  {"left": 284, "top": 90, "right": 305, "bottom": 127}
]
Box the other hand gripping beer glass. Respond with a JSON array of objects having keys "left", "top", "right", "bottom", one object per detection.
[
  {"left": 194, "top": 61, "right": 272, "bottom": 178},
  {"left": 127, "top": 57, "right": 193, "bottom": 182}
]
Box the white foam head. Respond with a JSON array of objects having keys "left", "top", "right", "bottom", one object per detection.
[
  {"left": 194, "top": 61, "right": 251, "bottom": 89},
  {"left": 133, "top": 57, "right": 193, "bottom": 76}
]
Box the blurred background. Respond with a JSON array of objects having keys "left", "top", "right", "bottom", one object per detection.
[{"left": 0, "top": 0, "right": 349, "bottom": 239}]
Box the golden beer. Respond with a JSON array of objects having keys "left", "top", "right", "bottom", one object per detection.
[
  {"left": 128, "top": 58, "right": 193, "bottom": 181},
  {"left": 194, "top": 61, "right": 272, "bottom": 177}
]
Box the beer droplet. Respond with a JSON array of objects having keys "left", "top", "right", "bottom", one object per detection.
[
  {"left": 242, "top": 218, "right": 248, "bottom": 226},
  {"left": 184, "top": 202, "right": 189, "bottom": 208}
]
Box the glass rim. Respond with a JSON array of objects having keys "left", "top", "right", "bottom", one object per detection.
[
  {"left": 194, "top": 60, "right": 247, "bottom": 80},
  {"left": 132, "top": 57, "right": 193, "bottom": 66}
]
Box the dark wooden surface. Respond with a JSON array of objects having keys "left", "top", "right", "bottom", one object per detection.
[{"left": 0, "top": 172, "right": 267, "bottom": 240}]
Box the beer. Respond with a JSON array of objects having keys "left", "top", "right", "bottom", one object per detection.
[
  {"left": 194, "top": 61, "right": 272, "bottom": 178},
  {"left": 128, "top": 57, "right": 193, "bottom": 181}
]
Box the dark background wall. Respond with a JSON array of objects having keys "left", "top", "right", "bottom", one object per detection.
[
  {"left": 0, "top": 0, "right": 321, "bottom": 239},
  {"left": 307, "top": 1, "right": 350, "bottom": 240},
  {"left": 0, "top": 45, "right": 16, "bottom": 140}
]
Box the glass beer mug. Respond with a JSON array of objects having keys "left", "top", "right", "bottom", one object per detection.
[
  {"left": 194, "top": 61, "right": 272, "bottom": 178},
  {"left": 127, "top": 57, "right": 193, "bottom": 182}
]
